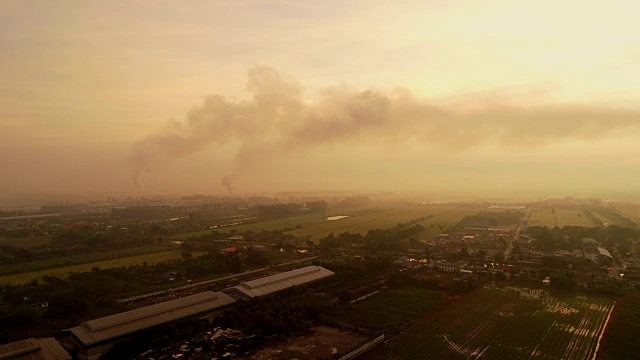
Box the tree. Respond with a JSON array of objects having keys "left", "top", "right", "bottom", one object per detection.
[
  {"left": 245, "top": 251, "right": 270, "bottom": 266},
  {"left": 47, "top": 293, "right": 89, "bottom": 317},
  {"left": 228, "top": 254, "right": 242, "bottom": 273},
  {"left": 550, "top": 274, "right": 576, "bottom": 290},
  {"left": 459, "top": 246, "right": 470, "bottom": 259}
]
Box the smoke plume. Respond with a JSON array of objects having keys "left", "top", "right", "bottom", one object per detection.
[
  {"left": 130, "top": 66, "right": 640, "bottom": 190},
  {"left": 221, "top": 175, "right": 235, "bottom": 193}
]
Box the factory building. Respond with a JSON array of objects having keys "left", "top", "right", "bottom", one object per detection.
[
  {"left": 223, "top": 265, "right": 334, "bottom": 300},
  {"left": 60, "top": 291, "right": 236, "bottom": 360},
  {"left": 0, "top": 337, "right": 71, "bottom": 360}
]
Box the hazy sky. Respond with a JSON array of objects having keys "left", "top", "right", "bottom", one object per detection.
[{"left": 2, "top": 0, "right": 640, "bottom": 199}]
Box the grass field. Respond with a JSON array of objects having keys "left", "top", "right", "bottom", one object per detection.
[
  {"left": 327, "top": 287, "right": 446, "bottom": 334},
  {"left": 0, "top": 235, "right": 51, "bottom": 248},
  {"left": 0, "top": 244, "right": 176, "bottom": 276},
  {"left": 607, "top": 203, "right": 640, "bottom": 224},
  {"left": 0, "top": 250, "right": 205, "bottom": 285},
  {"left": 368, "top": 285, "right": 614, "bottom": 360},
  {"left": 590, "top": 211, "right": 619, "bottom": 227},
  {"left": 289, "top": 205, "right": 480, "bottom": 240},
  {"left": 177, "top": 204, "right": 482, "bottom": 241},
  {"left": 529, "top": 209, "right": 597, "bottom": 227}
]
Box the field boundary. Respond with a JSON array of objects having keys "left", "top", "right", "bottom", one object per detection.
[
  {"left": 340, "top": 334, "right": 384, "bottom": 360},
  {"left": 592, "top": 302, "right": 615, "bottom": 360}
]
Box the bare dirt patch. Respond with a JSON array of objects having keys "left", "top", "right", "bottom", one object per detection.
[{"left": 247, "top": 326, "right": 367, "bottom": 360}]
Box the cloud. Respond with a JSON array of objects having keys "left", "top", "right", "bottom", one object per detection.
[{"left": 130, "top": 66, "right": 640, "bottom": 189}]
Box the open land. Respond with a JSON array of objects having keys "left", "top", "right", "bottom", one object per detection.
[
  {"left": 528, "top": 209, "right": 598, "bottom": 228},
  {"left": 178, "top": 204, "right": 482, "bottom": 241},
  {"left": 245, "top": 326, "right": 366, "bottom": 360},
  {"left": 0, "top": 250, "right": 206, "bottom": 285},
  {"left": 597, "top": 292, "right": 640, "bottom": 360},
  {"left": 610, "top": 203, "right": 640, "bottom": 224},
  {"left": 368, "top": 285, "right": 615, "bottom": 360},
  {"left": 327, "top": 287, "right": 446, "bottom": 335},
  {"left": 0, "top": 244, "right": 175, "bottom": 276}
]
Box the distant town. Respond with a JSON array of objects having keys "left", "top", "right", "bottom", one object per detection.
[{"left": 1, "top": 194, "right": 639, "bottom": 359}]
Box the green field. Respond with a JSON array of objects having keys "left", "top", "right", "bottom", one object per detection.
[
  {"left": 178, "top": 204, "right": 482, "bottom": 241},
  {"left": 0, "top": 244, "right": 176, "bottom": 276},
  {"left": 614, "top": 204, "right": 640, "bottom": 223},
  {"left": 0, "top": 250, "right": 205, "bottom": 285},
  {"left": 289, "top": 205, "right": 479, "bottom": 240},
  {"left": 368, "top": 285, "right": 615, "bottom": 360},
  {"left": 589, "top": 211, "right": 619, "bottom": 227},
  {"left": 529, "top": 209, "right": 597, "bottom": 227},
  {"left": 327, "top": 287, "right": 446, "bottom": 334}
]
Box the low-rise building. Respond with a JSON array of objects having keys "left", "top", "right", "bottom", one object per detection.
[
  {"left": 0, "top": 338, "right": 71, "bottom": 360},
  {"left": 223, "top": 266, "right": 334, "bottom": 301},
  {"left": 60, "top": 292, "right": 236, "bottom": 360},
  {"left": 437, "top": 260, "right": 468, "bottom": 272}
]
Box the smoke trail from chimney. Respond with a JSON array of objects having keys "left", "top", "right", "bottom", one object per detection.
[{"left": 129, "top": 66, "right": 640, "bottom": 192}]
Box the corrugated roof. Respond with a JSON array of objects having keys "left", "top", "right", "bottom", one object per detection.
[
  {"left": 224, "top": 266, "right": 334, "bottom": 298},
  {"left": 597, "top": 247, "right": 613, "bottom": 258},
  {"left": 0, "top": 338, "right": 70, "bottom": 360},
  {"left": 64, "top": 291, "right": 235, "bottom": 346}
]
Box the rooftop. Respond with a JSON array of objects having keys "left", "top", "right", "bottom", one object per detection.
[
  {"left": 224, "top": 266, "right": 334, "bottom": 298},
  {"left": 64, "top": 291, "right": 236, "bottom": 347},
  {"left": 0, "top": 338, "right": 71, "bottom": 360},
  {"left": 597, "top": 247, "right": 613, "bottom": 259}
]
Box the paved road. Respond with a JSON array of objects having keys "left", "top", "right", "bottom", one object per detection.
[{"left": 505, "top": 209, "right": 532, "bottom": 259}]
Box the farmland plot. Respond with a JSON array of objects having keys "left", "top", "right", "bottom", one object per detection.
[{"left": 367, "top": 285, "right": 614, "bottom": 360}]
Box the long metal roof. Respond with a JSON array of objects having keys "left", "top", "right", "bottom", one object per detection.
[
  {"left": 0, "top": 338, "right": 71, "bottom": 360},
  {"left": 64, "top": 291, "right": 235, "bottom": 346},
  {"left": 224, "top": 266, "right": 334, "bottom": 298}
]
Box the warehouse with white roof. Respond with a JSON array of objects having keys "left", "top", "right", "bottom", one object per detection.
[
  {"left": 60, "top": 291, "right": 235, "bottom": 360},
  {"left": 0, "top": 338, "right": 71, "bottom": 360},
  {"left": 223, "top": 265, "right": 334, "bottom": 300}
]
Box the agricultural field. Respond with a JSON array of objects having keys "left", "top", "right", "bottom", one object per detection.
[
  {"left": 597, "top": 292, "right": 640, "bottom": 360},
  {"left": 0, "top": 250, "right": 205, "bottom": 285},
  {"left": 178, "top": 204, "right": 482, "bottom": 241},
  {"left": 528, "top": 209, "right": 597, "bottom": 228},
  {"left": 290, "top": 205, "right": 480, "bottom": 240},
  {"left": 527, "top": 209, "right": 557, "bottom": 227},
  {"left": 175, "top": 206, "right": 377, "bottom": 239},
  {"left": 0, "top": 244, "right": 176, "bottom": 276},
  {"left": 368, "top": 285, "right": 615, "bottom": 360},
  {"left": 589, "top": 211, "right": 619, "bottom": 227},
  {"left": 0, "top": 235, "right": 51, "bottom": 248},
  {"left": 326, "top": 287, "right": 446, "bottom": 335},
  {"left": 607, "top": 202, "right": 640, "bottom": 224}
]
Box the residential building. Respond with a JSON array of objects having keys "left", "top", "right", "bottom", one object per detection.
[{"left": 437, "top": 260, "right": 468, "bottom": 272}]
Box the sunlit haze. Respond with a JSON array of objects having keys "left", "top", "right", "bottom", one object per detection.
[{"left": 2, "top": 0, "right": 640, "bottom": 200}]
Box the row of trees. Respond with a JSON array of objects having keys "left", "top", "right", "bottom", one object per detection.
[
  {"left": 526, "top": 225, "right": 637, "bottom": 254},
  {"left": 319, "top": 223, "right": 425, "bottom": 251}
]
